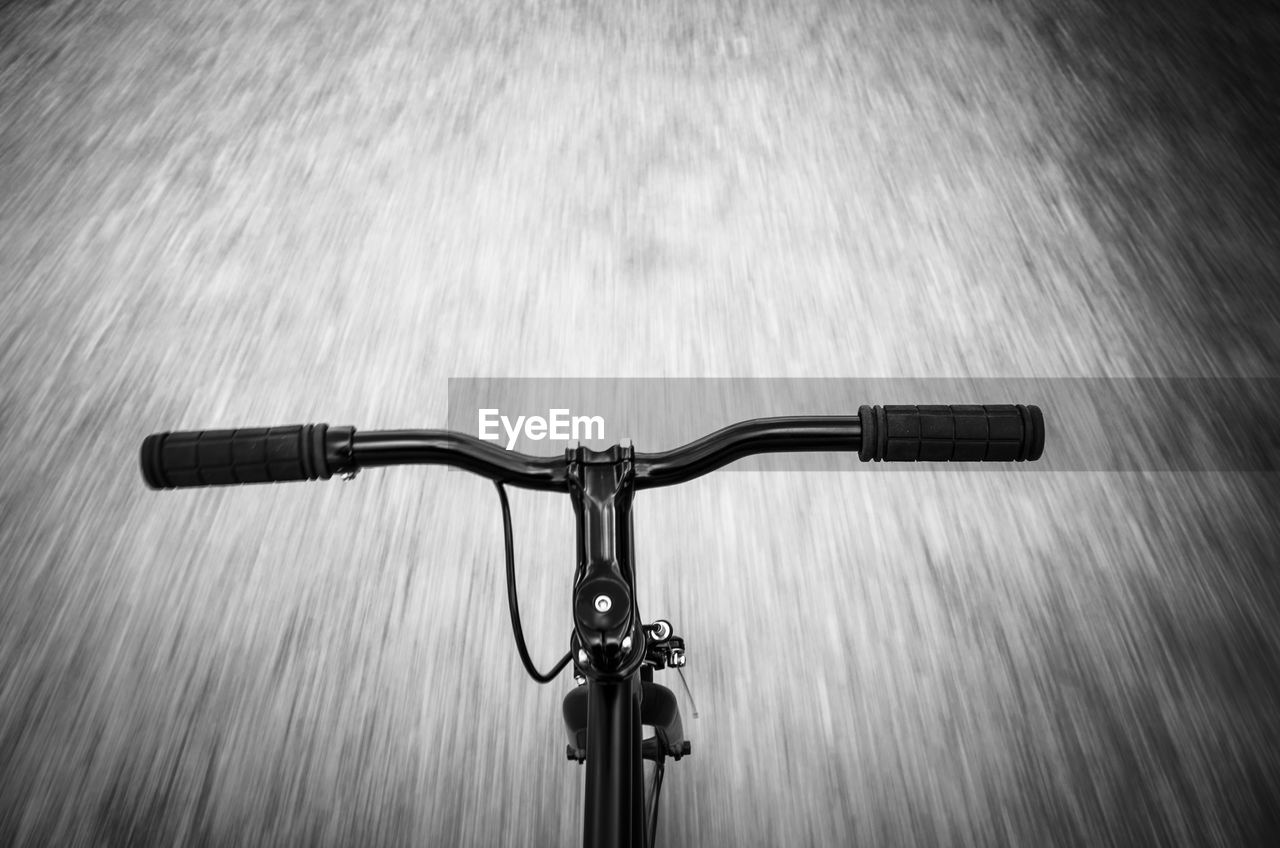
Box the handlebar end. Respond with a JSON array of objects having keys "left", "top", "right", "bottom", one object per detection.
[
  {"left": 858, "top": 404, "right": 1044, "bottom": 463},
  {"left": 139, "top": 425, "right": 356, "bottom": 489}
]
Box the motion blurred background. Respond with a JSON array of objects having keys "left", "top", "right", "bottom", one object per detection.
[{"left": 2, "top": 0, "right": 1277, "bottom": 844}]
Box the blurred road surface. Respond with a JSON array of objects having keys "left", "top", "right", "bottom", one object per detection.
[{"left": 2, "top": 0, "right": 1278, "bottom": 845}]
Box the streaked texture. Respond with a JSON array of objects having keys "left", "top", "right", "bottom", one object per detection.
[{"left": 2, "top": 0, "right": 1277, "bottom": 845}]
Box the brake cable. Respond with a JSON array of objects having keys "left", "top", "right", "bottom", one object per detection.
[{"left": 494, "top": 481, "right": 573, "bottom": 683}]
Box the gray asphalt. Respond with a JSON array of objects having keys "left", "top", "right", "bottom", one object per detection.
[{"left": 2, "top": 0, "right": 1278, "bottom": 845}]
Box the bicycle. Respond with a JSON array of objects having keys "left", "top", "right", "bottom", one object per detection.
[{"left": 140, "top": 403, "right": 1045, "bottom": 847}]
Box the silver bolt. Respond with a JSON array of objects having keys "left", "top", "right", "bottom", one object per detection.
[
  {"left": 621, "top": 635, "right": 632, "bottom": 652},
  {"left": 577, "top": 649, "right": 588, "bottom": 665},
  {"left": 650, "top": 620, "right": 672, "bottom": 641},
  {"left": 670, "top": 649, "right": 685, "bottom": 667},
  {"left": 593, "top": 594, "right": 612, "bottom": 613},
  {"left": 574, "top": 673, "right": 586, "bottom": 686}
]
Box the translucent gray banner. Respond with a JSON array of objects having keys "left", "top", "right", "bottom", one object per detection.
[{"left": 447, "top": 378, "right": 1280, "bottom": 472}]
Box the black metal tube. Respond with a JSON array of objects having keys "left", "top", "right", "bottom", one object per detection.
[
  {"left": 631, "top": 416, "right": 861, "bottom": 489},
  {"left": 350, "top": 430, "right": 568, "bottom": 490},
  {"left": 583, "top": 677, "right": 647, "bottom": 848},
  {"left": 345, "top": 417, "right": 863, "bottom": 491}
]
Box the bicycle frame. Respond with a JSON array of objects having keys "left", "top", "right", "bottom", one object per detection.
[{"left": 140, "top": 407, "right": 1045, "bottom": 848}]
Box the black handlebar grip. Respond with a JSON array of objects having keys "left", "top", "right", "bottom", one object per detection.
[
  {"left": 140, "top": 424, "right": 356, "bottom": 489},
  {"left": 857, "top": 405, "right": 1044, "bottom": 462}
]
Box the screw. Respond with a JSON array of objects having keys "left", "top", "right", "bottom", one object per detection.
[
  {"left": 670, "top": 648, "right": 685, "bottom": 667},
  {"left": 621, "top": 635, "right": 632, "bottom": 652},
  {"left": 577, "top": 649, "right": 589, "bottom": 665},
  {"left": 574, "top": 672, "right": 586, "bottom": 686},
  {"left": 593, "top": 594, "right": 612, "bottom": 613}
]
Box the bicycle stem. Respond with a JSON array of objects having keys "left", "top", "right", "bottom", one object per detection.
[{"left": 567, "top": 443, "right": 646, "bottom": 679}]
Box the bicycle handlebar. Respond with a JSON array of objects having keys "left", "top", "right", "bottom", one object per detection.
[
  {"left": 633, "top": 416, "right": 860, "bottom": 488},
  {"left": 140, "top": 405, "right": 1044, "bottom": 491}
]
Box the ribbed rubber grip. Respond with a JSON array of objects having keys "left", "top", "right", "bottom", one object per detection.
[
  {"left": 857, "top": 405, "right": 1044, "bottom": 462},
  {"left": 140, "top": 424, "right": 356, "bottom": 489}
]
